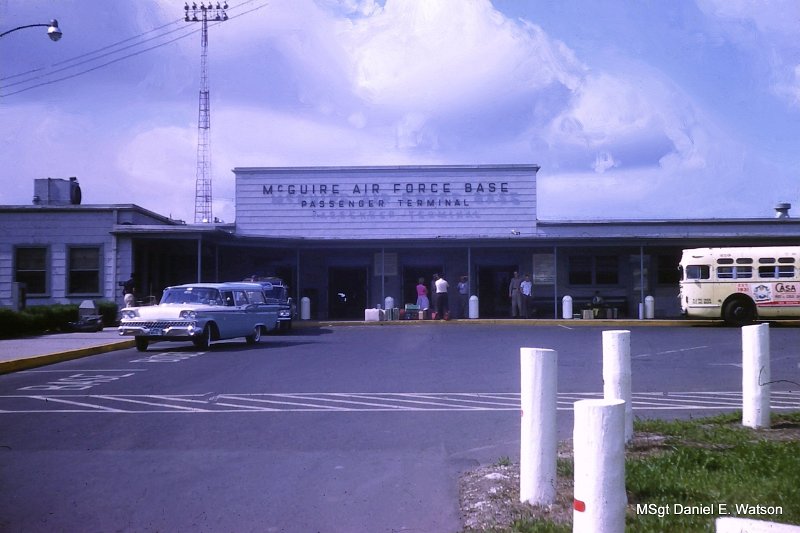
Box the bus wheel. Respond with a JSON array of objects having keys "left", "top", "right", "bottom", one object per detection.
[{"left": 722, "top": 297, "right": 756, "bottom": 326}]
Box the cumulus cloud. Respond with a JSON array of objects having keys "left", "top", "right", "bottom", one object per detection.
[{"left": 2, "top": 0, "right": 796, "bottom": 222}]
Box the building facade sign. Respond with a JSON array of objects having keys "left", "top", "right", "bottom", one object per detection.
[{"left": 234, "top": 165, "right": 538, "bottom": 239}]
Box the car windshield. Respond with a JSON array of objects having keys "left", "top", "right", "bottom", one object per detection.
[
  {"left": 263, "top": 286, "right": 287, "bottom": 300},
  {"left": 161, "top": 287, "right": 221, "bottom": 305}
]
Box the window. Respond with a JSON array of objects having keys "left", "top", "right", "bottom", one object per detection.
[
  {"left": 568, "top": 256, "right": 592, "bottom": 285},
  {"left": 758, "top": 265, "right": 794, "bottom": 278},
  {"left": 685, "top": 265, "right": 710, "bottom": 280},
  {"left": 15, "top": 247, "right": 48, "bottom": 295},
  {"left": 68, "top": 246, "right": 101, "bottom": 294},
  {"left": 595, "top": 256, "right": 619, "bottom": 285},
  {"left": 568, "top": 255, "right": 619, "bottom": 285},
  {"left": 718, "top": 266, "right": 752, "bottom": 279},
  {"left": 246, "top": 290, "right": 265, "bottom": 304},
  {"left": 657, "top": 254, "right": 681, "bottom": 285}
]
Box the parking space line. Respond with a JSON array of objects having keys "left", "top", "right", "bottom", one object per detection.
[{"left": 0, "top": 391, "right": 796, "bottom": 413}]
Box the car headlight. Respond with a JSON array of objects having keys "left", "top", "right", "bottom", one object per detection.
[
  {"left": 279, "top": 310, "right": 290, "bottom": 317},
  {"left": 179, "top": 310, "right": 197, "bottom": 319},
  {"left": 121, "top": 309, "right": 139, "bottom": 319}
]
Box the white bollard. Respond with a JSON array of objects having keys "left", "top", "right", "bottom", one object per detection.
[
  {"left": 562, "top": 295, "right": 573, "bottom": 319},
  {"left": 717, "top": 517, "right": 800, "bottom": 533},
  {"left": 384, "top": 296, "right": 394, "bottom": 312},
  {"left": 300, "top": 297, "right": 311, "bottom": 320},
  {"left": 519, "top": 348, "right": 558, "bottom": 506},
  {"left": 742, "top": 323, "right": 770, "bottom": 429},
  {"left": 468, "top": 295, "right": 479, "bottom": 319},
  {"left": 573, "top": 399, "right": 627, "bottom": 533},
  {"left": 602, "top": 330, "right": 633, "bottom": 443},
  {"left": 644, "top": 295, "right": 655, "bottom": 319}
]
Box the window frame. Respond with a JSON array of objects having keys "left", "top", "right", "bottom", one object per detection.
[
  {"left": 568, "top": 255, "right": 620, "bottom": 286},
  {"left": 14, "top": 246, "right": 49, "bottom": 296},
  {"left": 66, "top": 245, "right": 103, "bottom": 296}
]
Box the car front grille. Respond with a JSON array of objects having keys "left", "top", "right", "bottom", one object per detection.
[{"left": 123, "top": 320, "right": 193, "bottom": 329}]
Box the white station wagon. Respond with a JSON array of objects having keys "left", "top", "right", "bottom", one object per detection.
[{"left": 118, "top": 282, "right": 280, "bottom": 352}]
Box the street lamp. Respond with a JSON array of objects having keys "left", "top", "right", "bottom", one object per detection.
[{"left": 0, "top": 19, "right": 62, "bottom": 41}]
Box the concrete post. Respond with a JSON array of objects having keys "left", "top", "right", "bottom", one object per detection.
[
  {"left": 742, "top": 323, "right": 770, "bottom": 429},
  {"left": 602, "top": 330, "right": 633, "bottom": 443},
  {"left": 300, "top": 297, "right": 311, "bottom": 320},
  {"left": 468, "top": 295, "right": 479, "bottom": 319},
  {"left": 562, "top": 295, "right": 573, "bottom": 319},
  {"left": 573, "top": 399, "right": 626, "bottom": 533},
  {"left": 519, "top": 348, "right": 558, "bottom": 506},
  {"left": 644, "top": 295, "right": 655, "bottom": 319}
]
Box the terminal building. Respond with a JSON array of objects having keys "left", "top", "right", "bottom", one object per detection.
[{"left": 1, "top": 165, "right": 798, "bottom": 320}]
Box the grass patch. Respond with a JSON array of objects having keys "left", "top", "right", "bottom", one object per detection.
[
  {"left": 466, "top": 411, "right": 800, "bottom": 532},
  {"left": 626, "top": 411, "right": 800, "bottom": 532}
]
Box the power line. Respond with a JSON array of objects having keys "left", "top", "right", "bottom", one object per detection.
[{"left": 0, "top": 0, "right": 268, "bottom": 98}]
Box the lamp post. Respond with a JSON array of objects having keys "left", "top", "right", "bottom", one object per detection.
[{"left": 0, "top": 19, "right": 62, "bottom": 41}]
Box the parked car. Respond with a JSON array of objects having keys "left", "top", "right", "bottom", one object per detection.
[
  {"left": 118, "top": 282, "right": 280, "bottom": 351},
  {"left": 243, "top": 276, "right": 294, "bottom": 332}
]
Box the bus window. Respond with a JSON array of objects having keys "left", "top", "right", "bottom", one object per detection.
[
  {"left": 717, "top": 258, "right": 734, "bottom": 265},
  {"left": 719, "top": 266, "right": 753, "bottom": 279},
  {"left": 759, "top": 257, "right": 776, "bottom": 264},
  {"left": 779, "top": 257, "right": 795, "bottom": 263},
  {"left": 736, "top": 258, "right": 753, "bottom": 264},
  {"left": 685, "top": 265, "right": 710, "bottom": 280},
  {"left": 758, "top": 265, "right": 794, "bottom": 278}
]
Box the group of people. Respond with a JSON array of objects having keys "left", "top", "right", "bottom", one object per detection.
[
  {"left": 508, "top": 271, "right": 534, "bottom": 318},
  {"left": 415, "top": 273, "right": 471, "bottom": 320}
]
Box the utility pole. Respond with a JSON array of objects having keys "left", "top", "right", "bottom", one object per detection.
[{"left": 184, "top": 2, "right": 228, "bottom": 223}]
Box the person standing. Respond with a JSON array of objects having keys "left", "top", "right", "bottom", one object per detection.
[
  {"left": 434, "top": 273, "right": 449, "bottom": 320},
  {"left": 122, "top": 273, "right": 136, "bottom": 308},
  {"left": 457, "top": 275, "right": 469, "bottom": 319},
  {"left": 416, "top": 277, "right": 429, "bottom": 310},
  {"left": 509, "top": 271, "right": 523, "bottom": 318},
  {"left": 520, "top": 273, "right": 533, "bottom": 318}
]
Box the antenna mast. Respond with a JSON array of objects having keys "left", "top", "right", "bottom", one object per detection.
[{"left": 184, "top": 2, "right": 228, "bottom": 223}]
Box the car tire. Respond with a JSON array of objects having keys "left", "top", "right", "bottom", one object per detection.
[
  {"left": 193, "top": 326, "right": 211, "bottom": 350},
  {"left": 245, "top": 325, "right": 262, "bottom": 345},
  {"left": 135, "top": 337, "right": 149, "bottom": 352}
]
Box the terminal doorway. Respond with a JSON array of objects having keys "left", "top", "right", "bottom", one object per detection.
[
  {"left": 477, "top": 265, "right": 515, "bottom": 318},
  {"left": 328, "top": 267, "right": 368, "bottom": 320}
]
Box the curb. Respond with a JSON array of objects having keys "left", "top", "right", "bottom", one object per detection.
[{"left": 0, "top": 340, "right": 136, "bottom": 375}]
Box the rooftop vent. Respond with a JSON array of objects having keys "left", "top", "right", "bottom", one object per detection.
[
  {"left": 774, "top": 202, "right": 791, "bottom": 219},
  {"left": 32, "top": 177, "right": 81, "bottom": 205}
]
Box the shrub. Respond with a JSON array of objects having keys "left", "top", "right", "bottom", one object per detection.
[{"left": 96, "top": 300, "right": 119, "bottom": 327}]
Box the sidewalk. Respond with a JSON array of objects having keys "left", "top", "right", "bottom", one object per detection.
[
  {"left": 0, "top": 329, "right": 134, "bottom": 375},
  {"left": 0, "top": 318, "right": 713, "bottom": 375}
]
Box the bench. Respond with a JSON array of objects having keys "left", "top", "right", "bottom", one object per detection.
[{"left": 527, "top": 296, "right": 629, "bottom": 319}]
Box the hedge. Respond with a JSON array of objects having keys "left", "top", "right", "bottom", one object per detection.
[{"left": 0, "top": 301, "right": 118, "bottom": 339}]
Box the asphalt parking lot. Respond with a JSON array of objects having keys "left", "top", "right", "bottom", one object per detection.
[{"left": 1, "top": 322, "right": 798, "bottom": 533}]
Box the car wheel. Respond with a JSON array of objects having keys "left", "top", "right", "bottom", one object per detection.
[
  {"left": 192, "top": 326, "right": 211, "bottom": 350},
  {"left": 246, "top": 325, "right": 262, "bottom": 345},
  {"left": 135, "top": 337, "right": 149, "bottom": 352}
]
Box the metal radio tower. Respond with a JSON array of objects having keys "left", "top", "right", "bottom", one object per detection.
[{"left": 184, "top": 2, "right": 228, "bottom": 223}]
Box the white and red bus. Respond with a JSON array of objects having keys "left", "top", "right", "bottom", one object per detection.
[{"left": 679, "top": 246, "right": 800, "bottom": 325}]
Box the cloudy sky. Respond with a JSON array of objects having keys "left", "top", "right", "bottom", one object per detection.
[{"left": 2, "top": 0, "right": 799, "bottom": 223}]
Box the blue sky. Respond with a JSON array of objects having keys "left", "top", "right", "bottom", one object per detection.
[{"left": 2, "top": 0, "right": 799, "bottom": 223}]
